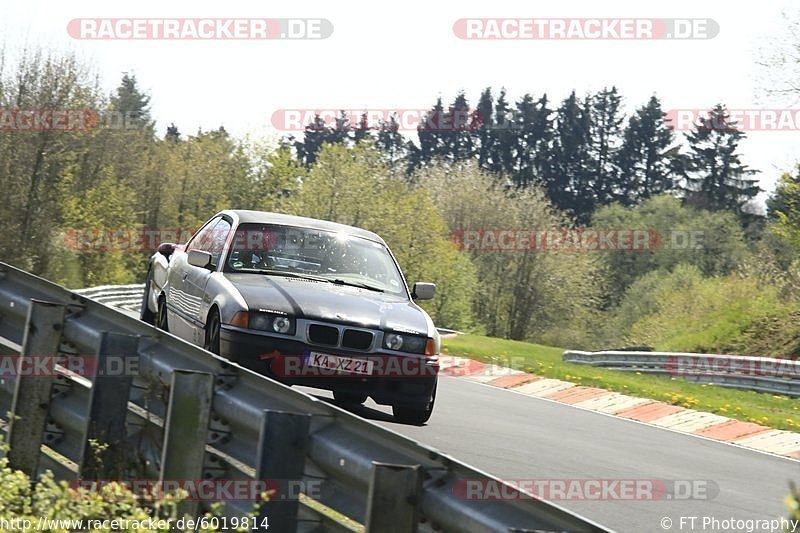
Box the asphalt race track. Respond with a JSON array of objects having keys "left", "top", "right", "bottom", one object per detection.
[{"left": 301, "top": 376, "right": 798, "bottom": 532}]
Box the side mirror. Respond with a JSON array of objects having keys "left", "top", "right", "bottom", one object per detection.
[
  {"left": 187, "top": 249, "right": 214, "bottom": 270},
  {"left": 411, "top": 282, "right": 436, "bottom": 300},
  {"left": 157, "top": 242, "right": 176, "bottom": 258}
]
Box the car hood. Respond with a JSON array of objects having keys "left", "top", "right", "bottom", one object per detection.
[{"left": 224, "top": 273, "right": 433, "bottom": 336}]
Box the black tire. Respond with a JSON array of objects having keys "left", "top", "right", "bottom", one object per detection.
[
  {"left": 392, "top": 386, "right": 436, "bottom": 425},
  {"left": 156, "top": 296, "right": 169, "bottom": 332},
  {"left": 204, "top": 310, "right": 221, "bottom": 355},
  {"left": 140, "top": 265, "right": 156, "bottom": 324},
  {"left": 333, "top": 391, "right": 368, "bottom": 404}
]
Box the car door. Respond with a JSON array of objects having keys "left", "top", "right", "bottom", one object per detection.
[
  {"left": 167, "top": 216, "right": 221, "bottom": 341},
  {"left": 184, "top": 217, "right": 232, "bottom": 345}
]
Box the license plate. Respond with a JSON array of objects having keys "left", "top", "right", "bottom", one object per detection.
[{"left": 307, "top": 352, "right": 374, "bottom": 375}]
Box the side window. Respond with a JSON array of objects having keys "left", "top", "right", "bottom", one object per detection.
[
  {"left": 188, "top": 217, "right": 221, "bottom": 252},
  {"left": 207, "top": 219, "right": 232, "bottom": 265}
]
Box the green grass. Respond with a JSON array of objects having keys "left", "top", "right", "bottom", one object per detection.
[{"left": 441, "top": 334, "right": 800, "bottom": 433}]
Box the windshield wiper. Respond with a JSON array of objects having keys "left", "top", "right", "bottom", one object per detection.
[
  {"left": 237, "top": 268, "right": 329, "bottom": 283},
  {"left": 236, "top": 268, "right": 385, "bottom": 292},
  {"left": 330, "top": 279, "right": 385, "bottom": 292}
]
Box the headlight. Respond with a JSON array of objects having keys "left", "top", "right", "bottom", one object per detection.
[
  {"left": 384, "top": 332, "right": 427, "bottom": 354},
  {"left": 273, "top": 316, "right": 292, "bottom": 334},
  {"left": 250, "top": 313, "right": 271, "bottom": 331},
  {"left": 250, "top": 312, "right": 296, "bottom": 335},
  {"left": 385, "top": 333, "right": 404, "bottom": 350}
]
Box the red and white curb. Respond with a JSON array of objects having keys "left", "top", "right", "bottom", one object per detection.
[{"left": 439, "top": 356, "right": 800, "bottom": 460}]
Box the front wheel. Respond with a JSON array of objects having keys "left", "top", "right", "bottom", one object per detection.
[
  {"left": 204, "top": 310, "right": 221, "bottom": 355},
  {"left": 392, "top": 386, "right": 436, "bottom": 425},
  {"left": 140, "top": 265, "right": 155, "bottom": 324},
  {"left": 156, "top": 297, "right": 169, "bottom": 332}
]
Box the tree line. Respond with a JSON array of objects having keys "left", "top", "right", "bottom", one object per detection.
[{"left": 292, "top": 88, "right": 761, "bottom": 225}]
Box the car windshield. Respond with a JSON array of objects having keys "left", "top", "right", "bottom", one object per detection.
[{"left": 225, "top": 223, "right": 407, "bottom": 296}]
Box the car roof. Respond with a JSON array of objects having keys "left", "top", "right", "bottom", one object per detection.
[{"left": 220, "top": 210, "right": 387, "bottom": 245}]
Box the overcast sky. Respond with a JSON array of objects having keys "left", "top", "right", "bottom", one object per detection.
[{"left": 3, "top": 0, "right": 799, "bottom": 203}]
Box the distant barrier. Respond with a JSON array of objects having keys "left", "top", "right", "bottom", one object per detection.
[{"left": 563, "top": 350, "right": 800, "bottom": 397}]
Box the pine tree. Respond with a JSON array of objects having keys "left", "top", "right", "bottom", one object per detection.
[
  {"left": 475, "top": 87, "right": 495, "bottom": 170},
  {"left": 444, "top": 92, "right": 474, "bottom": 161},
  {"left": 294, "top": 114, "right": 330, "bottom": 166},
  {"left": 376, "top": 115, "right": 407, "bottom": 164},
  {"left": 615, "top": 95, "right": 679, "bottom": 205},
  {"left": 417, "top": 97, "right": 447, "bottom": 164},
  {"left": 353, "top": 112, "right": 371, "bottom": 142},
  {"left": 513, "top": 94, "right": 537, "bottom": 187},
  {"left": 404, "top": 141, "right": 423, "bottom": 174},
  {"left": 550, "top": 91, "right": 594, "bottom": 220},
  {"left": 531, "top": 95, "right": 555, "bottom": 191},
  {"left": 513, "top": 93, "right": 554, "bottom": 188},
  {"left": 589, "top": 86, "right": 624, "bottom": 206},
  {"left": 165, "top": 123, "right": 181, "bottom": 141},
  {"left": 327, "top": 110, "right": 351, "bottom": 145},
  {"left": 681, "top": 104, "right": 760, "bottom": 213},
  {"left": 488, "top": 89, "right": 516, "bottom": 175},
  {"left": 111, "top": 73, "right": 152, "bottom": 128}
]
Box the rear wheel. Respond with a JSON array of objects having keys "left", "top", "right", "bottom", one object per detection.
[
  {"left": 333, "top": 391, "right": 368, "bottom": 404},
  {"left": 392, "top": 386, "right": 436, "bottom": 425},
  {"left": 156, "top": 297, "right": 169, "bottom": 332},
  {"left": 204, "top": 310, "right": 221, "bottom": 355}
]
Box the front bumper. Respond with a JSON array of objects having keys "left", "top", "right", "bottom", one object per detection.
[{"left": 220, "top": 326, "right": 439, "bottom": 407}]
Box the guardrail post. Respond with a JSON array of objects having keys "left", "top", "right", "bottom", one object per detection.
[
  {"left": 159, "top": 369, "right": 214, "bottom": 520},
  {"left": 255, "top": 410, "right": 311, "bottom": 532},
  {"left": 365, "top": 462, "right": 422, "bottom": 533},
  {"left": 7, "top": 299, "right": 65, "bottom": 477},
  {"left": 79, "top": 332, "right": 139, "bottom": 479}
]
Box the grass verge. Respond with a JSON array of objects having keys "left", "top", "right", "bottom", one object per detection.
[{"left": 441, "top": 334, "right": 799, "bottom": 433}]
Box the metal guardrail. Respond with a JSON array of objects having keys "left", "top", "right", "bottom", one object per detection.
[
  {"left": 0, "top": 262, "right": 605, "bottom": 532},
  {"left": 563, "top": 350, "right": 800, "bottom": 397}
]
